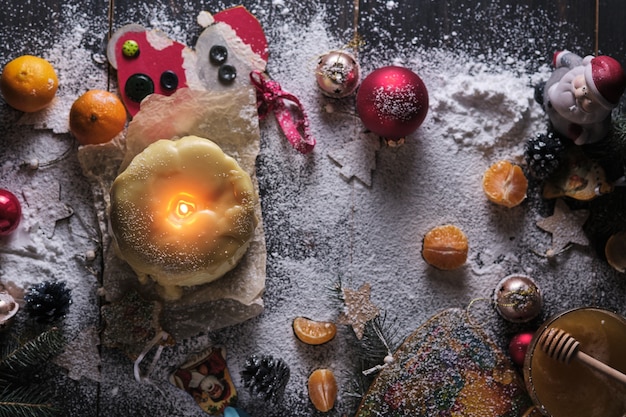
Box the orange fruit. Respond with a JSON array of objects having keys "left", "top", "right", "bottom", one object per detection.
[
  {"left": 0, "top": 55, "right": 58, "bottom": 112},
  {"left": 293, "top": 316, "right": 337, "bottom": 345},
  {"left": 422, "top": 224, "right": 468, "bottom": 270},
  {"left": 482, "top": 160, "right": 528, "bottom": 208},
  {"left": 69, "top": 89, "right": 127, "bottom": 145},
  {"left": 308, "top": 369, "right": 338, "bottom": 412}
]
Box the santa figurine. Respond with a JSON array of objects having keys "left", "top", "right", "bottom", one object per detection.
[{"left": 542, "top": 50, "right": 626, "bottom": 145}]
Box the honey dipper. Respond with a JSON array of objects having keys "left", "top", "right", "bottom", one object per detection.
[{"left": 538, "top": 327, "right": 626, "bottom": 386}]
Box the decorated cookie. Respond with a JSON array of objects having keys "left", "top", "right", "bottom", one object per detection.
[
  {"left": 107, "top": 6, "right": 268, "bottom": 116},
  {"left": 356, "top": 308, "right": 532, "bottom": 416}
]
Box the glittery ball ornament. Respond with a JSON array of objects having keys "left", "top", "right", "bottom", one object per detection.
[
  {"left": 356, "top": 66, "right": 429, "bottom": 140},
  {"left": 493, "top": 275, "right": 543, "bottom": 323},
  {"left": 0, "top": 189, "right": 21, "bottom": 235},
  {"left": 315, "top": 50, "right": 360, "bottom": 98},
  {"left": 508, "top": 331, "right": 534, "bottom": 366}
]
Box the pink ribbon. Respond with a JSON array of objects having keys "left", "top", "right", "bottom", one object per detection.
[{"left": 250, "top": 70, "right": 316, "bottom": 154}]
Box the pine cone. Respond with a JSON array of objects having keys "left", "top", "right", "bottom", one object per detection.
[
  {"left": 241, "top": 354, "right": 290, "bottom": 402},
  {"left": 24, "top": 281, "right": 72, "bottom": 323},
  {"left": 525, "top": 131, "right": 565, "bottom": 180}
]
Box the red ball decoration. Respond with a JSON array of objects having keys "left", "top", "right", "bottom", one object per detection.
[
  {"left": 356, "top": 66, "right": 429, "bottom": 140},
  {"left": 0, "top": 189, "right": 22, "bottom": 235},
  {"left": 508, "top": 331, "right": 534, "bottom": 366}
]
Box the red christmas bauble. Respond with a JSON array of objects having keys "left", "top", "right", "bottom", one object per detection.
[
  {"left": 356, "top": 66, "right": 429, "bottom": 140},
  {"left": 508, "top": 331, "right": 534, "bottom": 366},
  {"left": 0, "top": 189, "right": 22, "bottom": 235}
]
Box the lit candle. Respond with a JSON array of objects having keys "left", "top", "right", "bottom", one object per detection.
[{"left": 109, "top": 135, "right": 258, "bottom": 300}]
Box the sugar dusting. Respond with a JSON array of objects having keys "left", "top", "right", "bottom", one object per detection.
[{"left": 1, "top": 1, "right": 625, "bottom": 416}]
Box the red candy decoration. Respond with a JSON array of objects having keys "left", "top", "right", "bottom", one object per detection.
[
  {"left": 356, "top": 66, "right": 429, "bottom": 140},
  {"left": 508, "top": 331, "right": 534, "bottom": 366},
  {"left": 0, "top": 189, "right": 21, "bottom": 235}
]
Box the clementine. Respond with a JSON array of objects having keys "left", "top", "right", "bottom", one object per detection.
[
  {"left": 293, "top": 316, "right": 337, "bottom": 345},
  {"left": 69, "top": 90, "right": 127, "bottom": 145},
  {"left": 482, "top": 160, "right": 528, "bottom": 208},
  {"left": 422, "top": 224, "right": 468, "bottom": 270},
  {"left": 0, "top": 55, "right": 58, "bottom": 112}
]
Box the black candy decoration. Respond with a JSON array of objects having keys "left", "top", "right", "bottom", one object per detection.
[
  {"left": 218, "top": 65, "right": 237, "bottom": 84},
  {"left": 160, "top": 70, "right": 179, "bottom": 91},
  {"left": 209, "top": 45, "right": 228, "bottom": 65},
  {"left": 125, "top": 73, "right": 154, "bottom": 102}
]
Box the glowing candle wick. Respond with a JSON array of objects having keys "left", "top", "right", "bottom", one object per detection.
[
  {"left": 178, "top": 201, "right": 191, "bottom": 217},
  {"left": 168, "top": 193, "right": 198, "bottom": 226}
]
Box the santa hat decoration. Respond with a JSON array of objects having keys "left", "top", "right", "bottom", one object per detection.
[{"left": 584, "top": 55, "right": 626, "bottom": 109}]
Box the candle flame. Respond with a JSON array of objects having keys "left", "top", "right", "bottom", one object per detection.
[{"left": 167, "top": 192, "right": 197, "bottom": 227}]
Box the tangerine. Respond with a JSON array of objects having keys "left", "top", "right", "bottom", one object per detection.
[
  {"left": 422, "top": 224, "right": 468, "bottom": 270},
  {"left": 69, "top": 89, "right": 127, "bottom": 145},
  {"left": 482, "top": 160, "right": 528, "bottom": 208},
  {"left": 0, "top": 55, "right": 58, "bottom": 112},
  {"left": 293, "top": 316, "right": 337, "bottom": 345}
]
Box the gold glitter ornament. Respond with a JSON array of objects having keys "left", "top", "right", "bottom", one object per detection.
[
  {"left": 315, "top": 50, "right": 360, "bottom": 98},
  {"left": 493, "top": 275, "right": 543, "bottom": 323}
]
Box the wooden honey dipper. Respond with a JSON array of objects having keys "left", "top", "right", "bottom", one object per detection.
[{"left": 538, "top": 327, "right": 626, "bottom": 386}]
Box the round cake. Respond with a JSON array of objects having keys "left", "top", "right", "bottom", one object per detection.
[{"left": 109, "top": 135, "right": 258, "bottom": 299}]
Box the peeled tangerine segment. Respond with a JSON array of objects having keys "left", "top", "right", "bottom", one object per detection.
[
  {"left": 422, "top": 224, "right": 468, "bottom": 270},
  {"left": 308, "top": 369, "right": 338, "bottom": 412},
  {"left": 482, "top": 160, "right": 528, "bottom": 208},
  {"left": 293, "top": 317, "right": 337, "bottom": 345}
]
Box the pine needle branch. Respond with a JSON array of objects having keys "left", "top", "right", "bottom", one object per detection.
[
  {"left": 0, "top": 328, "right": 65, "bottom": 384},
  {"left": 0, "top": 386, "right": 58, "bottom": 417},
  {"left": 358, "top": 313, "right": 402, "bottom": 365}
]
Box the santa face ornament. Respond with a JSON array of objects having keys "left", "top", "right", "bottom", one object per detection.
[{"left": 542, "top": 50, "right": 626, "bottom": 145}]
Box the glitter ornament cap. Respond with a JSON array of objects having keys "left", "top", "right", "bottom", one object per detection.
[
  {"left": 315, "top": 50, "right": 360, "bottom": 98},
  {"left": 494, "top": 274, "right": 543, "bottom": 323}
]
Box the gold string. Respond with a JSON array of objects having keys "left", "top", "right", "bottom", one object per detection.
[
  {"left": 465, "top": 297, "right": 491, "bottom": 328},
  {"left": 594, "top": 0, "right": 599, "bottom": 56},
  {"left": 347, "top": 0, "right": 365, "bottom": 55}
]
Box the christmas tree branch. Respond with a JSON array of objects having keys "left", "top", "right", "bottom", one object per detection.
[
  {"left": 0, "top": 328, "right": 64, "bottom": 380},
  {"left": 0, "top": 386, "right": 58, "bottom": 417}
]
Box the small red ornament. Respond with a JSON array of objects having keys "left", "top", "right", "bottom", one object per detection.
[
  {"left": 356, "top": 66, "right": 428, "bottom": 140},
  {"left": 0, "top": 189, "right": 21, "bottom": 235},
  {"left": 508, "top": 331, "right": 534, "bottom": 366}
]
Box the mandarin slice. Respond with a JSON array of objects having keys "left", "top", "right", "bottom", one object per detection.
[
  {"left": 422, "top": 224, "right": 468, "bottom": 270},
  {"left": 482, "top": 160, "right": 528, "bottom": 208},
  {"left": 308, "top": 369, "right": 338, "bottom": 412},
  {"left": 293, "top": 317, "right": 337, "bottom": 345}
]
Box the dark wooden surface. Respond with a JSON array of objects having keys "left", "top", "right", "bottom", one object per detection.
[{"left": 1, "top": 1, "right": 626, "bottom": 416}]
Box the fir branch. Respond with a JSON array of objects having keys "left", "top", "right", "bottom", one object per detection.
[
  {"left": 357, "top": 313, "right": 402, "bottom": 366},
  {"left": 0, "top": 328, "right": 65, "bottom": 382},
  {"left": 328, "top": 275, "right": 346, "bottom": 304},
  {"left": 0, "top": 385, "right": 58, "bottom": 417}
]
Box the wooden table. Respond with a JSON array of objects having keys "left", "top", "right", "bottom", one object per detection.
[{"left": 1, "top": 1, "right": 625, "bottom": 416}]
